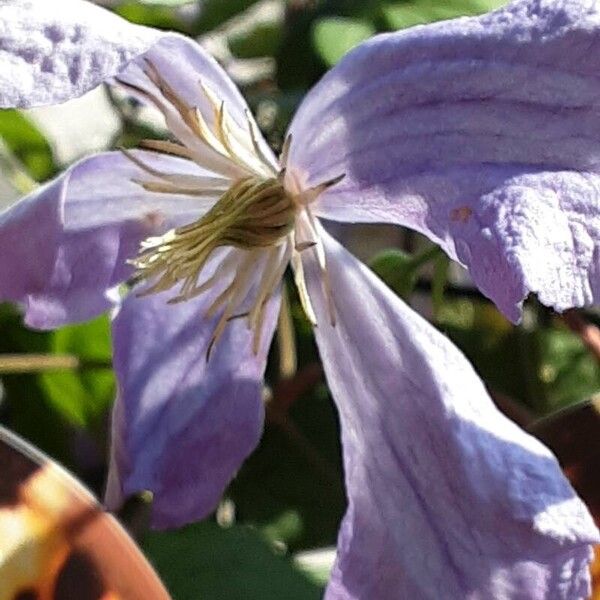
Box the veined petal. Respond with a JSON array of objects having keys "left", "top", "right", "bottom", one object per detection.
[
  {"left": 304, "top": 229, "right": 599, "bottom": 599},
  {"left": 64, "top": 150, "right": 224, "bottom": 229},
  {"left": 0, "top": 151, "right": 214, "bottom": 328},
  {"left": 0, "top": 0, "right": 159, "bottom": 108},
  {"left": 105, "top": 257, "right": 280, "bottom": 528},
  {"left": 289, "top": 0, "right": 600, "bottom": 320}
]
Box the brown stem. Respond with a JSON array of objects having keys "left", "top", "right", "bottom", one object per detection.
[
  {"left": 266, "top": 363, "right": 339, "bottom": 484},
  {"left": 562, "top": 309, "right": 600, "bottom": 365},
  {"left": 489, "top": 389, "right": 535, "bottom": 429}
]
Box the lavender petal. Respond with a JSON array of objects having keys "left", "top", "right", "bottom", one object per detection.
[
  {"left": 289, "top": 0, "right": 600, "bottom": 320},
  {"left": 0, "top": 151, "right": 208, "bottom": 328},
  {"left": 106, "top": 267, "right": 280, "bottom": 528},
  {"left": 0, "top": 0, "right": 159, "bottom": 108},
  {"left": 304, "top": 227, "right": 599, "bottom": 599}
]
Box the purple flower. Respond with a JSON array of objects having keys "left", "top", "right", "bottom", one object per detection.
[{"left": 1, "top": 0, "right": 599, "bottom": 597}]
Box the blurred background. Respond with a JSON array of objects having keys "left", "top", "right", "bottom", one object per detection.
[{"left": 2, "top": 0, "right": 600, "bottom": 598}]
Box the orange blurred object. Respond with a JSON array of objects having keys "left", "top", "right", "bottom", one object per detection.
[{"left": 0, "top": 426, "right": 171, "bottom": 600}]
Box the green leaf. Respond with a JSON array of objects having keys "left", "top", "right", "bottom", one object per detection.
[
  {"left": 431, "top": 253, "right": 450, "bottom": 318},
  {"left": 39, "top": 316, "right": 114, "bottom": 429},
  {"left": 381, "top": 0, "right": 507, "bottom": 30},
  {"left": 437, "top": 297, "right": 600, "bottom": 414},
  {"left": 294, "top": 547, "right": 335, "bottom": 587},
  {"left": 312, "top": 17, "right": 375, "bottom": 67},
  {"left": 370, "top": 246, "right": 442, "bottom": 299},
  {"left": 143, "top": 522, "right": 323, "bottom": 599},
  {"left": 139, "top": 0, "right": 193, "bottom": 5},
  {"left": 0, "top": 110, "right": 55, "bottom": 181},
  {"left": 228, "top": 386, "right": 345, "bottom": 552},
  {"left": 196, "top": 0, "right": 261, "bottom": 33},
  {"left": 370, "top": 249, "right": 418, "bottom": 298},
  {"left": 115, "top": 2, "right": 190, "bottom": 31},
  {"left": 537, "top": 328, "right": 600, "bottom": 413},
  {"left": 0, "top": 305, "right": 71, "bottom": 462},
  {"left": 229, "top": 22, "right": 283, "bottom": 59}
]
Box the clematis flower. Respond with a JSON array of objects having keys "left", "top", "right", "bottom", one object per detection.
[{"left": 1, "top": 0, "right": 600, "bottom": 597}]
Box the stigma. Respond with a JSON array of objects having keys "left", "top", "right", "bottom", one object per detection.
[{"left": 117, "top": 60, "right": 343, "bottom": 358}]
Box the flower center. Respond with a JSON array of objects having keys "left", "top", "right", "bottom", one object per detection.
[
  {"left": 131, "top": 174, "right": 297, "bottom": 300},
  {"left": 118, "top": 60, "right": 343, "bottom": 357}
]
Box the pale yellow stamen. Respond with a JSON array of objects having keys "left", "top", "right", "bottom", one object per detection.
[
  {"left": 121, "top": 147, "right": 228, "bottom": 192},
  {"left": 138, "top": 139, "right": 194, "bottom": 159},
  {"left": 305, "top": 206, "right": 337, "bottom": 326},
  {"left": 206, "top": 250, "right": 259, "bottom": 360},
  {"left": 249, "top": 244, "right": 292, "bottom": 353},
  {"left": 279, "top": 134, "right": 292, "bottom": 171},
  {"left": 291, "top": 231, "right": 317, "bottom": 326},
  {"left": 131, "top": 175, "right": 296, "bottom": 301}
]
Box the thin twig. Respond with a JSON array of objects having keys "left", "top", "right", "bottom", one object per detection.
[
  {"left": 266, "top": 363, "right": 339, "bottom": 485},
  {"left": 0, "top": 354, "right": 111, "bottom": 374}
]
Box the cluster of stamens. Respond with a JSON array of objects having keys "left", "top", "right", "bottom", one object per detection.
[
  {"left": 116, "top": 60, "right": 342, "bottom": 358},
  {"left": 132, "top": 175, "right": 296, "bottom": 303}
]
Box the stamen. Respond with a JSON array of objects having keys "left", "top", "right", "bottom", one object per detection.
[
  {"left": 280, "top": 134, "right": 292, "bottom": 170},
  {"left": 205, "top": 250, "right": 258, "bottom": 360},
  {"left": 132, "top": 179, "right": 224, "bottom": 197},
  {"left": 138, "top": 139, "right": 195, "bottom": 159},
  {"left": 117, "top": 74, "right": 240, "bottom": 178},
  {"left": 245, "top": 109, "right": 279, "bottom": 174},
  {"left": 292, "top": 255, "right": 317, "bottom": 326},
  {"left": 131, "top": 175, "right": 296, "bottom": 304},
  {"left": 248, "top": 244, "right": 291, "bottom": 353},
  {"left": 304, "top": 206, "right": 337, "bottom": 326},
  {"left": 295, "top": 173, "right": 346, "bottom": 206},
  {"left": 167, "top": 251, "right": 240, "bottom": 304},
  {"left": 114, "top": 76, "right": 168, "bottom": 117},
  {"left": 199, "top": 81, "right": 275, "bottom": 177},
  {"left": 121, "top": 147, "right": 228, "bottom": 191},
  {"left": 295, "top": 241, "right": 317, "bottom": 252},
  {"left": 143, "top": 59, "right": 194, "bottom": 131},
  {"left": 290, "top": 231, "right": 317, "bottom": 326}
]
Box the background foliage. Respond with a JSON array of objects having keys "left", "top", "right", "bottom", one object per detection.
[{"left": 1, "top": 1, "right": 598, "bottom": 598}]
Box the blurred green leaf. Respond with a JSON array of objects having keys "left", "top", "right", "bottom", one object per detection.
[
  {"left": 139, "top": 0, "right": 193, "bottom": 5},
  {"left": 438, "top": 298, "right": 600, "bottom": 414},
  {"left": 381, "top": 0, "right": 507, "bottom": 30},
  {"left": 115, "top": 1, "right": 190, "bottom": 31},
  {"left": 262, "top": 509, "right": 304, "bottom": 546},
  {"left": 431, "top": 253, "right": 450, "bottom": 317},
  {"left": 0, "top": 110, "right": 55, "bottom": 181},
  {"left": 143, "top": 521, "right": 323, "bottom": 599},
  {"left": 370, "top": 246, "right": 442, "bottom": 299},
  {"left": 371, "top": 249, "right": 418, "bottom": 299},
  {"left": 229, "top": 384, "right": 345, "bottom": 551},
  {"left": 0, "top": 305, "right": 70, "bottom": 462},
  {"left": 39, "top": 316, "right": 114, "bottom": 429},
  {"left": 537, "top": 327, "right": 600, "bottom": 413},
  {"left": 438, "top": 299, "right": 534, "bottom": 407},
  {"left": 196, "top": 0, "right": 261, "bottom": 32},
  {"left": 230, "top": 21, "right": 283, "bottom": 59},
  {"left": 294, "top": 547, "right": 335, "bottom": 587},
  {"left": 312, "top": 17, "right": 375, "bottom": 66}
]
